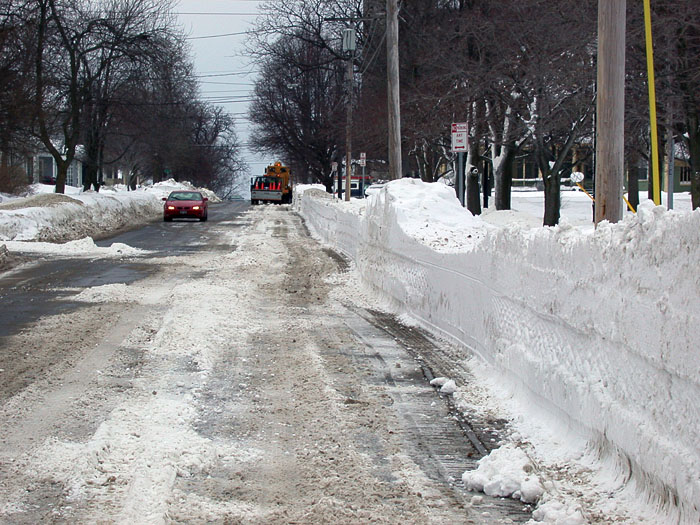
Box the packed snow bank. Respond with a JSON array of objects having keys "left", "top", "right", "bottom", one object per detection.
[
  {"left": 296, "top": 179, "right": 700, "bottom": 523},
  {"left": 0, "top": 180, "right": 218, "bottom": 243}
]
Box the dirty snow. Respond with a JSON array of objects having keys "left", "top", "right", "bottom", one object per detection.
[{"left": 1, "top": 178, "right": 698, "bottom": 523}]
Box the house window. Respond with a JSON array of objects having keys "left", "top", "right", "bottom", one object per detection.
[
  {"left": 66, "top": 161, "right": 80, "bottom": 187},
  {"left": 637, "top": 165, "right": 648, "bottom": 181},
  {"left": 25, "top": 158, "right": 33, "bottom": 182},
  {"left": 39, "top": 157, "right": 54, "bottom": 183},
  {"left": 679, "top": 166, "right": 692, "bottom": 186}
]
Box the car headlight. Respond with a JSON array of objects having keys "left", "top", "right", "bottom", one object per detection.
[
  {"left": 192, "top": 206, "right": 200, "bottom": 210},
  {"left": 167, "top": 205, "right": 175, "bottom": 210}
]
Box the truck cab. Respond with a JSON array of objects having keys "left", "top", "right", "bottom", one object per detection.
[{"left": 251, "top": 162, "right": 293, "bottom": 205}]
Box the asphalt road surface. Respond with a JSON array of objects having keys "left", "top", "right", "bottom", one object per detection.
[{"left": 0, "top": 202, "right": 530, "bottom": 523}]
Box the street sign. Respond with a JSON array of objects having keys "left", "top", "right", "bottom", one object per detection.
[
  {"left": 451, "top": 122, "right": 468, "bottom": 152},
  {"left": 342, "top": 28, "right": 356, "bottom": 52},
  {"left": 359, "top": 152, "right": 366, "bottom": 167}
]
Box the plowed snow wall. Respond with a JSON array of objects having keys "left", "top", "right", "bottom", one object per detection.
[{"left": 297, "top": 188, "right": 700, "bottom": 522}]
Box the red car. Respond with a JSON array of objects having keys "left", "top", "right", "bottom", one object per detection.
[{"left": 162, "top": 191, "right": 208, "bottom": 222}]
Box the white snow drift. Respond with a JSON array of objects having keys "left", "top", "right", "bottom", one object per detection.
[{"left": 296, "top": 179, "right": 700, "bottom": 524}]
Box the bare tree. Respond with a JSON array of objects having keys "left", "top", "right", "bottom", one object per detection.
[
  {"left": 249, "top": 36, "right": 346, "bottom": 190},
  {"left": 77, "top": 0, "right": 176, "bottom": 191},
  {"left": 0, "top": 1, "right": 35, "bottom": 192}
]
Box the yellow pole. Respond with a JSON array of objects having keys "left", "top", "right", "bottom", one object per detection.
[
  {"left": 576, "top": 182, "right": 596, "bottom": 202},
  {"left": 644, "top": 0, "right": 661, "bottom": 205}
]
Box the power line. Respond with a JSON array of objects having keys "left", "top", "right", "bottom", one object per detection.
[
  {"left": 195, "top": 71, "right": 256, "bottom": 78},
  {"left": 177, "top": 12, "right": 259, "bottom": 16},
  {"left": 200, "top": 81, "right": 255, "bottom": 85},
  {"left": 202, "top": 89, "right": 253, "bottom": 93},
  {"left": 186, "top": 30, "right": 253, "bottom": 40}
]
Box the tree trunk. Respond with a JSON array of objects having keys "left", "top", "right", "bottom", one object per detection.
[
  {"left": 82, "top": 132, "right": 101, "bottom": 191},
  {"left": 482, "top": 153, "right": 491, "bottom": 209},
  {"left": 628, "top": 168, "right": 639, "bottom": 211},
  {"left": 687, "top": 108, "right": 700, "bottom": 209},
  {"left": 466, "top": 169, "right": 481, "bottom": 215},
  {"left": 493, "top": 144, "right": 515, "bottom": 210},
  {"left": 536, "top": 144, "right": 561, "bottom": 226},
  {"left": 54, "top": 160, "right": 68, "bottom": 194},
  {"left": 152, "top": 155, "right": 163, "bottom": 184},
  {"left": 128, "top": 167, "right": 138, "bottom": 190},
  {"left": 542, "top": 171, "right": 561, "bottom": 226},
  {"left": 466, "top": 139, "right": 481, "bottom": 215},
  {"left": 83, "top": 163, "right": 99, "bottom": 192}
]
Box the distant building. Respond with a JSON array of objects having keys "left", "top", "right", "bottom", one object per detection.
[{"left": 32, "top": 153, "right": 83, "bottom": 187}]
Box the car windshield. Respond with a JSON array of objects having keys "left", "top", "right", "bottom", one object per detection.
[{"left": 168, "top": 192, "right": 202, "bottom": 201}]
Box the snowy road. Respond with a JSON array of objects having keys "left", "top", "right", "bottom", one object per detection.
[{"left": 0, "top": 204, "right": 530, "bottom": 523}]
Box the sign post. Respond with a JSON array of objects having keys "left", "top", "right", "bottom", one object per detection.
[
  {"left": 451, "top": 122, "right": 468, "bottom": 207},
  {"left": 331, "top": 162, "right": 340, "bottom": 198},
  {"left": 359, "top": 152, "right": 366, "bottom": 197}
]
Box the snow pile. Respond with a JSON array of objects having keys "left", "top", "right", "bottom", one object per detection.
[
  {"left": 151, "top": 178, "right": 222, "bottom": 203},
  {"left": 297, "top": 180, "right": 700, "bottom": 523},
  {"left": 293, "top": 184, "right": 326, "bottom": 198},
  {"left": 0, "top": 181, "right": 216, "bottom": 243},
  {"left": 529, "top": 497, "right": 586, "bottom": 524},
  {"left": 368, "top": 178, "right": 491, "bottom": 252},
  {"left": 2, "top": 237, "right": 149, "bottom": 257},
  {"left": 72, "top": 283, "right": 155, "bottom": 304},
  {"left": 462, "top": 444, "right": 544, "bottom": 504}
]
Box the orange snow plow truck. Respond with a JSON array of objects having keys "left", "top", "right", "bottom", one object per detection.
[{"left": 250, "top": 162, "right": 293, "bottom": 204}]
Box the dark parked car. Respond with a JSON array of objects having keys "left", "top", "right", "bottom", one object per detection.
[{"left": 162, "top": 191, "right": 208, "bottom": 222}]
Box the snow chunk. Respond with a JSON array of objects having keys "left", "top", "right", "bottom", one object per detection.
[
  {"left": 430, "top": 377, "right": 458, "bottom": 394},
  {"left": 439, "top": 380, "right": 457, "bottom": 394},
  {"left": 463, "top": 444, "right": 544, "bottom": 504}
]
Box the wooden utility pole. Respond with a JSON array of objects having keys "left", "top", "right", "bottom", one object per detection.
[
  {"left": 595, "top": 0, "right": 626, "bottom": 225},
  {"left": 343, "top": 27, "right": 356, "bottom": 201},
  {"left": 666, "top": 112, "right": 674, "bottom": 209},
  {"left": 345, "top": 53, "right": 353, "bottom": 201},
  {"left": 386, "top": 0, "right": 402, "bottom": 180}
]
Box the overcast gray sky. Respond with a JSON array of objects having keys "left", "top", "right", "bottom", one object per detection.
[{"left": 176, "top": 0, "right": 268, "bottom": 179}]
